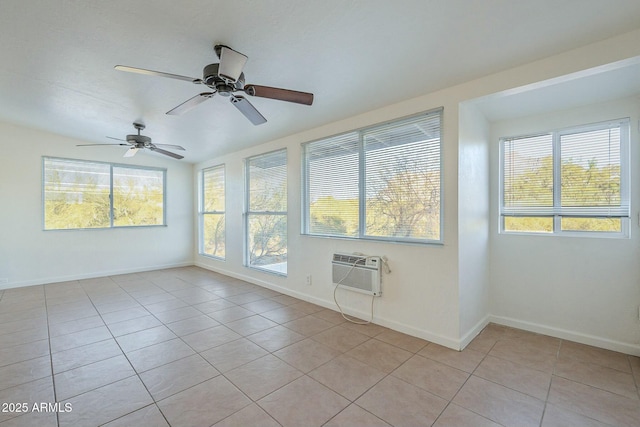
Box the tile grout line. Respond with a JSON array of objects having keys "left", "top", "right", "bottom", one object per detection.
[
  {"left": 10, "top": 269, "right": 637, "bottom": 427},
  {"left": 154, "top": 275, "right": 277, "bottom": 426},
  {"left": 82, "top": 275, "right": 173, "bottom": 426},
  {"left": 625, "top": 354, "right": 640, "bottom": 402},
  {"left": 43, "top": 282, "right": 61, "bottom": 427},
  {"left": 427, "top": 338, "right": 499, "bottom": 427},
  {"left": 208, "top": 312, "right": 383, "bottom": 424},
  {"left": 537, "top": 336, "right": 563, "bottom": 427},
  {"left": 101, "top": 273, "right": 195, "bottom": 427},
  {"left": 104, "top": 270, "right": 292, "bottom": 425}
]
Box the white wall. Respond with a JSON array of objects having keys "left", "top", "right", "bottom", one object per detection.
[
  {"left": 195, "top": 98, "right": 464, "bottom": 348},
  {"left": 458, "top": 103, "right": 491, "bottom": 345},
  {"left": 195, "top": 29, "right": 640, "bottom": 352},
  {"left": 0, "top": 121, "right": 194, "bottom": 288},
  {"left": 2, "top": 28, "right": 639, "bottom": 352},
  {"left": 488, "top": 97, "right": 640, "bottom": 355}
]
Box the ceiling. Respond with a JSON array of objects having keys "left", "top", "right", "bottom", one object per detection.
[
  {"left": 476, "top": 58, "right": 640, "bottom": 121},
  {"left": 1, "top": 0, "right": 640, "bottom": 163}
]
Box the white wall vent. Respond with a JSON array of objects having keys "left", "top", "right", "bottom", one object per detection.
[{"left": 332, "top": 253, "right": 381, "bottom": 296}]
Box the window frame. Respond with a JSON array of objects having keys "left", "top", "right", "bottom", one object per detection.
[
  {"left": 301, "top": 109, "right": 444, "bottom": 245},
  {"left": 199, "top": 164, "right": 226, "bottom": 260},
  {"left": 42, "top": 156, "right": 166, "bottom": 230},
  {"left": 244, "top": 148, "right": 288, "bottom": 276},
  {"left": 498, "top": 118, "right": 630, "bottom": 238}
]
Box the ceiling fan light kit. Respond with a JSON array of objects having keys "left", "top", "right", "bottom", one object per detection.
[{"left": 114, "top": 44, "right": 314, "bottom": 125}]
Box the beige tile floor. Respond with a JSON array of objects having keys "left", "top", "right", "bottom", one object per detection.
[{"left": 0, "top": 266, "right": 638, "bottom": 427}]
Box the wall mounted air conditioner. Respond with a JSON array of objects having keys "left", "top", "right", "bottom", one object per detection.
[{"left": 332, "top": 253, "right": 382, "bottom": 296}]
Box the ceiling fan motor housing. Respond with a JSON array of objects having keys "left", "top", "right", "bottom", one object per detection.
[
  {"left": 114, "top": 43, "right": 313, "bottom": 126},
  {"left": 202, "top": 63, "right": 244, "bottom": 95},
  {"left": 126, "top": 134, "right": 151, "bottom": 146}
]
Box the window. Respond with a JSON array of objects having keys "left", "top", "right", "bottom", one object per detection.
[
  {"left": 43, "top": 157, "right": 165, "bottom": 230},
  {"left": 245, "top": 149, "right": 287, "bottom": 275},
  {"left": 200, "top": 165, "right": 226, "bottom": 259},
  {"left": 500, "top": 119, "right": 630, "bottom": 236},
  {"left": 302, "top": 109, "right": 442, "bottom": 243}
]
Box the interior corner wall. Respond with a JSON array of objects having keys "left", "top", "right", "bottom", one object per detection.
[
  {"left": 457, "top": 103, "right": 491, "bottom": 346},
  {"left": 195, "top": 93, "right": 464, "bottom": 350},
  {"left": 0, "top": 121, "right": 195, "bottom": 289},
  {"left": 193, "top": 29, "right": 640, "bottom": 351},
  {"left": 488, "top": 97, "right": 640, "bottom": 355}
]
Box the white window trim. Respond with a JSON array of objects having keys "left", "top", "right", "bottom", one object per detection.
[
  {"left": 498, "top": 118, "right": 630, "bottom": 238},
  {"left": 199, "top": 164, "right": 226, "bottom": 260},
  {"left": 244, "top": 149, "right": 288, "bottom": 276}
]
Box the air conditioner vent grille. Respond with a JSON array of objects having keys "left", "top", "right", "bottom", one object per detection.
[
  {"left": 332, "top": 253, "right": 381, "bottom": 296},
  {"left": 332, "top": 253, "right": 367, "bottom": 266}
]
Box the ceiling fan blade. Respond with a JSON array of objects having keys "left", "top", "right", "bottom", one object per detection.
[
  {"left": 244, "top": 84, "right": 313, "bottom": 105},
  {"left": 123, "top": 147, "right": 139, "bottom": 158},
  {"left": 77, "top": 143, "right": 129, "bottom": 147},
  {"left": 230, "top": 95, "right": 267, "bottom": 125},
  {"left": 115, "top": 65, "right": 201, "bottom": 83},
  {"left": 149, "top": 146, "right": 184, "bottom": 160},
  {"left": 217, "top": 46, "right": 247, "bottom": 83},
  {"left": 153, "top": 143, "right": 186, "bottom": 151},
  {"left": 166, "top": 92, "right": 215, "bottom": 115},
  {"left": 106, "top": 136, "right": 127, "bottom": 142}
]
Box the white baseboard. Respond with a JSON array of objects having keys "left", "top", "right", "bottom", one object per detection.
[
  {"left": 195, "top": 261, "right": 462, "bottom": 350},
  {"left": 490, "top": 315, "right": 640, "bottom": 357},
  {"left": 8, "top": 261, "right": 636, "bottom": 356},
  {"left": 0, "top": 261, "right": 194, "bottom": 291},
  {"left": 460, "top": 315, "right": 491, "bottom": 350}
]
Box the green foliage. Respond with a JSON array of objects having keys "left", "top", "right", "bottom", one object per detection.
[
  {"left": 113, "top": 175, "right": 163, "bottom": 226},
  {"left": 203, "top": 214, "right": 225, "bottom": 258},
  {"left": 366, "top": 168, "right": 440, "bottom": 240},
  {"left": 202, "top": 166, "right": 226, "bottom": 257},
  {"left": 504, "top": 156, "right": 553, "bottom": 208},
  {"left": 44, "top": 168, "right": 163, "bottom": 230},
  {"left": 308, "top": 163, "right": 441, "bottom": 241},
  {"left": 504, "top": 217, "right": 553, "bottom": 233},
  {"left": 504, "top": 155, "right": 621, "bottom": 233},
  {"left": 561, "top": 160, "right": 620, "bottom": 207},
  {"left": 310, "top": 196, "right": 358, "bottom": 236},
  {"left": 561, "top": 217, "right": 621, "bottom": 232},
  {"left": 44, "top": 173, "right": 111, "bottom": 229},
  {"left": 248, "top": 215, "right": 287, "bottom": 266},
  {"left": 203, "top": 168, "right": 225, "bottom": 212},
  {"left": 247, "top": 169, "right": 288, "bottom": 268}
]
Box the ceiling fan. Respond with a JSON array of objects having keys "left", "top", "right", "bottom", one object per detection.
[
  {"left": 114, "top": 44, "right": 314, "bottom": 125},
  {"left": 77, "top": 122, "right": 185, "bottom": 159}
]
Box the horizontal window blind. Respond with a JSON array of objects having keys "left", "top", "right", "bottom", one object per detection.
[
  {"left": 560, "top": 125, "right": 626, "bottom": 217},
  {"left": 364, "top": 114, "right": 441, "bottom": 240},
  {"left": 248, "top": 150, "right": 287, "bottom": 213},
  {"left": 502, "top": 134, "right": 553, "bottom": 216},
  {"left": 302, "top": 109, "right": 443, "bottom": 243},
  {"left": 43, "top": 157, "right": 111, "bottom": 229},
  {"left": 203, "top": 165, "right": 225, "bottom": 213},
  {"left": 305, "top": 132, "right": 359, "bottom": 237},
  {"left": 113, "top": 166, "right": 164, "bottom": 226}
]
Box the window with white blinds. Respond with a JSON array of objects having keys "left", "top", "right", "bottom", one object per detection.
[
  {"left": 200, "top": 165, "right": 225, "bottom": 259},
  {"left": 302, "top": 109, "right": 442, "bottom": 243},
  {"left": 245, "top": 149, "right": 287, "bottom": 275},
  {"left": 500, "top": 119, "right": 630, "bottom": 236},
  {"left": 43, "top": 157, "right": 165, "bottom": 230}
]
